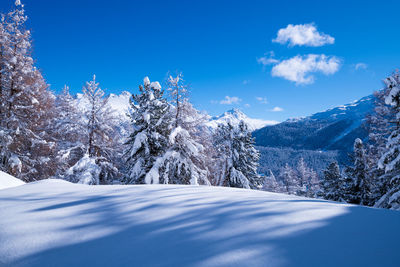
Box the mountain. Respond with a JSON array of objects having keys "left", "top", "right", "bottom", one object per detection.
[
  {"left": 253, "top": 95, "right": 374, "bottom": 160},
  {"left": 207, "top": 108, "right": 279, "bottom": 131},
  {"left": 1, "top": 179, "right": 399, "bottom": 266},
  {"left": 76, "top": 91, "right": 132, "bottom": 122}
]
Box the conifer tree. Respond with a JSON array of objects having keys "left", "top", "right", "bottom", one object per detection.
[
  {"left": 280, "top": 163, "right": 299, "bottom": 194},
  {"left": 215, "top": 121, "right": 261, "bottom": 189},
  {"left": 375, "top": 72, "right": 400, "bottom": 209},
  {"left": 322, "top": 162, "right": 344, "bottom": 201},
  {"left": 66, "top": 75, "right": 119, "bottom": 184},
  {"left": 124, "top": 77, "right": 171, "bottom": 184},
  {"left": 150, "top": 74, "right": 209, "bottom": 185},
  {"left": 0, "top": 1, "right": 56, "bottom": 181},
  {"left": 345, "top": 138, "right": 371, "bottom": 205},
  {"left": 262, "top": 170, "right": 281, "bottom": 192}
]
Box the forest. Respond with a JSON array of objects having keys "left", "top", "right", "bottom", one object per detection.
[{"left": 0, "top": 2, "right": 399, "bottom": 211}]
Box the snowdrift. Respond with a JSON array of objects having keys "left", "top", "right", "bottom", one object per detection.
[
  {"left": 0, "top": 180, "right": 399, "bottom": 267},
  {"left": 0, "top": 171, "right": 25, "bottom": 190}
]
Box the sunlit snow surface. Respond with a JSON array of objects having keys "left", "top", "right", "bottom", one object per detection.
[
  {"left": 0, "top": 180, "right": 399, "bottom": 267},
  {"left": 0, "top": 171, "right": 25, "bottom": 190}
]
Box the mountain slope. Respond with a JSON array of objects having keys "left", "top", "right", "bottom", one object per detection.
[
  {"left": 0, "top": 179, "right": 399, "bottom": 267},
  {"left": 207, "top": 108, "right": 278, "bottom": 131},
  {"left": 253, "top": 96, "right": 373, "bottom": 156}
]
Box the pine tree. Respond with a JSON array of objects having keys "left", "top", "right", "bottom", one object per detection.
[
  {"left": 215, "top": 121, "right": 261, "bottom": 189},
  {"left": 151, "top": 74, "right": 209, "bottom": 185},
  {"left": 296, "top": 157, "right": 309, "bottom": 196},
  {"left": 375, "top": 71, "right": 400, "bottom": 209},
  {"left": 344, "top": 138, "right": 371, "bottom": 205},
  {"left": 322, "top": 162, "right": 344, "bottom": 202},
  {"left": 53, "top": 85, "right": 86, "bottom": 178},
  {"left": 262, "top": 170, "right": 281, "bottom": 192},
  {"left": 124, "top": 77, "right": 171, "bottom": 184},
  {"left": 280, "top": 163, "right": 299, "bottom": 194},
  {"left": 0, "top": 2, "right": 57, "bottom": 181},
  {"left": 66, "top": 75, "right": 119, "bottom": 185}
]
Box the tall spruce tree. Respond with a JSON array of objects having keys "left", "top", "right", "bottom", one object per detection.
[
  {"left": 124, "top": 77, "right": 171, "bottom": 184},
  {"left": 344, "top": 138, "right": 370, "bottom": 205},
  {"left": 215, "top": 121, "right": 261, "bottom": 189},
  {"left": 150, "top": 74, "right": 209, "bottom": 185},
  {"left": 322, "top": 162, "right": 344, "bottom": 202},
  {"left": 375, "top": 72, "right": 400, "bottom": 209}
]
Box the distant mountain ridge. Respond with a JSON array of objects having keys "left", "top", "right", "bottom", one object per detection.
[
  {"left": 76, "top": 92, "right": 276, "bottom": 132},
  {"left": 207, "top": 108, "right": 278, "bottom": 131},
  {"left": 253, "top": 95, "right": 374, "bottom": 159}
]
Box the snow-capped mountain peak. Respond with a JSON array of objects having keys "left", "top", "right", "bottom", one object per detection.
[{"left": 208, "top": 108, "right": 278, "bottom": 131}]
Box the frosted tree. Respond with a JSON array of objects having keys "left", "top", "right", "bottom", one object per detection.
[
  {"left": 322, "top": 162, "right": 345, "bottom": 202},
  {"left": 262, "top": 170, "right": 281, "bottom": 192},
  {"left": 66, "top": 76, "right": 119, "bottom": 185},
  {"left": 148, "top": 74, "right": 210, "bottom": 185},
  {"left": 296, "top": 157, "right": 309, "bottom": 196},
  {"left": 344, "top": 138, "right": 371, "bottom": 205},
  {"left": 53, "top": 85, "right": 86, "bottom": 178},
  {"left": 215, "top": 121, "right": 261, "bottom": 189},
  {"left": 296, "top": 157, "right": 320, "bottom": 197},
  {"left": 280, "top": 163, "right": 299, "bottom": 194},
  {"left": 0, "top": 2, "right": 57, "bottom": 181},
  {"left": 124, "top": 77, "right": 171, "bottom": 184},
  {"left": 375, "top": 72, "right": 400, "bottom": 209},
  {"left": 364, "top": 78, "right": 399, "bottom": 206}
]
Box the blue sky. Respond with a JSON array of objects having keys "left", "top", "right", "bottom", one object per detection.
[{"left": 1, "top": 0, "right": 399, "bottom": 121}]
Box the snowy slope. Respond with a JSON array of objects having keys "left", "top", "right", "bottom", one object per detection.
[
  {"left": 0, "top": 180, "right": 399, "bottom": 267},
  {"left": 208, "top": 108, "right": 278, "bottom": 131},
  {"left": 0, "top": 171, "right": 25, "bottom": 190}
]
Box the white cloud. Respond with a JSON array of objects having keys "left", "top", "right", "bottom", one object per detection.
[
  {"left": 220, "top": 96, "right": 242, "bottom": 105},
  {"left": 271, "top": 54, "right": 341, "bottom": 85},
  {"left": 270, "top": 106, "right": 284, "bottom": 112},
  {"left": 355, "top": 63, "right": 367, "bottom": 70},
  {"left": 244, "top": 103, "right": 251, "bottom": 108},
  {"left": 257, "top": 51, "right": 279, "bottom": 66},
  {"left": 242, "top": 80, "right": 251, "bottom": 85},
  {"left": 256, "top": 97, "right": 268, "bottom": 104},
  {"left": 273, "top": 23, "right": 334, "bottom": 47}
]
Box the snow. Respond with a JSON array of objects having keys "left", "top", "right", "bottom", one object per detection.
[
  {"left": 150, "top": 81, "right": 161, "bottom": 90},
  {"left": 208, "top": 108, "right": 278, "bottom": 131},
  {"left": 0, "top": 180, "right": 399, "bottom": 267},
  {"left": 143, "top": 76, "right": 150, "bottom": 86},
  {"left": 0, "top": 171, "right": 25, "bottom": 190}
]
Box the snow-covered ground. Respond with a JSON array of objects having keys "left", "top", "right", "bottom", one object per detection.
[
  {"left": 0, "top": 171, "right": 25, "bottom": 190},
  {"left": 0, "top": 180, "right": 399, "bottom": 267}
]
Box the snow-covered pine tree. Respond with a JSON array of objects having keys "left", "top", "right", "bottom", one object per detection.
[
  {"left": 0, "top": 2, "right": 57, "bottom": 181},
  {"left": 322, "top": 161, "right": 344, "bottom": 202},
  {"left": 215, "top": 121, "right": 261, "bottom": 189},
  {"left": 53, "top": 85, "right": 86, "bottom": 177},
  {"left": 280, "top": 163, "right": 299, "bottom": 194},
  {"left": 296, "top": 157, "right": 321, "bottom": 197},
  {"left": 364, "top": 80, "right": 398, "bottom": 206},
  {"left": 375, "top": 71, "right": 400, "bottom": 210},
  {"left": 124, "top": 77, "right": 171, "bottom": 184},
  {"left": 66, "top": 75, "right": 119, "bottom": 185},
  {"left": 345, "top": 138, "right": 371, "bottom": 205},
  {"left": 262, "top": 170, "right": 281, "bottom": 192},
  {"left": 296, "top": 157, "right": 309, "bottom": 196},
  {"left": 148, "top": 74, "right": 210, "bottom": 185}
]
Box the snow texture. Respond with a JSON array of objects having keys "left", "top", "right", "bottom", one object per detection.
[
  {"left": 0, "top": 179, "right": 399, "bottom": 267},
  {"left": 0, "top": 171, "right": 24, "bottom": 190}
]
